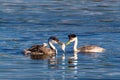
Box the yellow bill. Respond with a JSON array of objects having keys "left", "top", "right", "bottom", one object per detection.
[{"left": 66, "top": 41, "right": 71, "bottom": 46}]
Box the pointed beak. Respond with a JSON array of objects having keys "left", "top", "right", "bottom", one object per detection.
[
  {"left": 58, "top": 42, "right": 66, "bottom": 53},
  {"left": 62, "top": 49, "right": 65, "bottom": 53},
  {"left": 66, "top": 41, "right": 71, "bottom": 46},
  {"left": 62, "top": 43, "right": 66, "bottom": 53},
  {"left": 58, "top": 41, "right": 63, "bottom": 45}
]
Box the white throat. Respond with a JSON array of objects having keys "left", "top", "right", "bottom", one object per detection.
[
  {"left": 48, "top": 40, "right": 57, "bottom": 54},
  {"left": 73, "top": 37, "right": 78, "bottom": 52}
]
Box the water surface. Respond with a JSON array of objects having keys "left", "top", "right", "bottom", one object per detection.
[{"left": 0, "top": 0, "right": 120, "bottom": 79}]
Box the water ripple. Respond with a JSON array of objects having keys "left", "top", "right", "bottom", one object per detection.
[{"left": 0, "top": 0, "right": 120, "bottom": 79}]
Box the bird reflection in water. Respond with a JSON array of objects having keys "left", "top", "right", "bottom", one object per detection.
[
  {"left": 30, "top": 54, "right": 50, "bottom": 60},
  {"left": 48, "top": 56, "right": 59, "bottom": 69},
  {"left": 47, "top": 53, "right": 66, "bottom": 69},
  {"left": 47, "top": 52, "right": 78, "bottom": 69},
  {"left": 67, "top": 52, "right": 78, "bottom": 79},
  {"left": 68, "top": 52, "right": 78, "bottom": 68}
]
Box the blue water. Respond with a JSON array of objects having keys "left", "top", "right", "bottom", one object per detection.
[{"left": 0, "top": 0, "right": 120, "bottom": 79}]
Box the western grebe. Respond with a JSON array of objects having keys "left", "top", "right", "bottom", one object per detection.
[
  {"left": 24, "top": 36, "right": 65, "bottom": 56},
  {"left": 66, "top": 34, "right": 105, "bottom": 53}
]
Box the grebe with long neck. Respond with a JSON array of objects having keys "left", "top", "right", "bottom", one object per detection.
[
  {"left": 66, "top": 34, "right": 105, "bottom": 53},
  {"left": 24, "top": 36, "right": 65, "bottom": 56}
]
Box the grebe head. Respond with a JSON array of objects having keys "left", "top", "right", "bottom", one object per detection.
[
  {"left": 49, "top": 36, "right": 65, "bottom": 52},
  {"left": 49, "top": 36, "right": 60, "bottom": 44},
  {"left": 60, "top": 42, "right": 66, "bottom": 52},
  {"left": 66, "top": 34, "right": 77, "bottom": 45}
]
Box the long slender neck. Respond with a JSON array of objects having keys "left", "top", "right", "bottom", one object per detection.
[
  {"left": 74, "top": 37, "right": 78, "bottom": 52},
  {"left": 48, "top": 40, "right": 57, "bottom": 54}
]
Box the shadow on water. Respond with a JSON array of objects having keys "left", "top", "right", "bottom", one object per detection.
[{"left": 30, "top": 54, "right": 50, "bottom": 60}]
